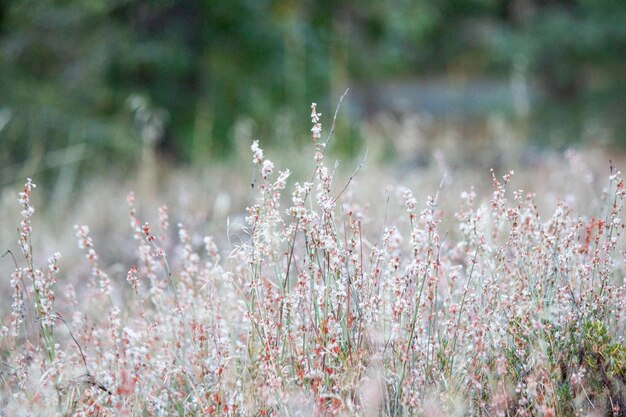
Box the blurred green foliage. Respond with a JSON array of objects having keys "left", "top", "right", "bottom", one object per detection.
[{"left": 1, "top": 0, "right": 625, "bottom": 184}]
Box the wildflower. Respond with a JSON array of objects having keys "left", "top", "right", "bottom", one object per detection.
[
  {"left": 251, "top": 139, "right": 264, "bottom": 164},
  {"left": 311, "top": 102, "right": 321, "bottom": 123},
  {"left": 75, "top": 225, "right": 93, "bottom": 249},
  {"left": 18, "top": 178, "right": 36, "bottom": 213},
  {"left": 275, "top": 169, "right": 291, "bottom": 190},
  {"left": 10, "top": 268, "right": 25, "bottom": 337},
  {"left": 403, "top": 189, "right": 417, "bottom": 215},
  {"left": 262, "top": 159, "right": 274, "bottom": 179},
  {"left": 311, "top": 102, "right": 322, "bottom": 143},
  {"left": 18, "top": 178, "right": 36, "bottom": 260},
  {"left": 142, "top": 223, "right": 155, "bottom": 242},
  {"left": 126, "top": 265, "right": 139, "bottom": 290},
  {"left": 75, "top": 224, "right": 111, "bottom": 295}
]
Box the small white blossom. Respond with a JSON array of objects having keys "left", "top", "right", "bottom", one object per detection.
[
  {"left": 261, "top": 159, "right": 274, "bottom": 178},
  {"left": 251, "top": 140, "right": 264, "bottom": 164}
]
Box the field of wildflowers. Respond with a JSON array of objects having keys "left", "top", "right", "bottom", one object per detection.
[{"left": 1, "top": 103, "right": 625, "bottom": 416}]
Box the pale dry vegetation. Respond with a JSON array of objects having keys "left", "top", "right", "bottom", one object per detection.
[{"left": 1, "top": 104, "right": 625, "bottom": 416}]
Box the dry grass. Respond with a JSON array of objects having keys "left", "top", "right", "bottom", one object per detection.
[{"left": 0, "top": 105, "right": 625, "bottom": 416}]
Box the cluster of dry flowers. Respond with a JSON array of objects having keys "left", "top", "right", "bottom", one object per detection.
[{"left": 1, "top": 104, "right": 625, "bottom": 416}]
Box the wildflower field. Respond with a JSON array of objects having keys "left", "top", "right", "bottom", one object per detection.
[{"left": 1, "top": 104, "right": 625, "bottom": 416}]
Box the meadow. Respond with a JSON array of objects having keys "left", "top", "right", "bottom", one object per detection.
[{"left": 1, "top": 104, "right": 625, "bottom": 416}]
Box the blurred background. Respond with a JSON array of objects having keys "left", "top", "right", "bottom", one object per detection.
[{"left": 1, "top": 0, "right": 626, "bottom": 191}]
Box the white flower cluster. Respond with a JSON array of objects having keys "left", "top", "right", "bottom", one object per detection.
[
  {"left": 251, "top": 139, "right": 264, "bottom": 164},
  {"left": 310, "top": 102, "right": 322, "bottom": 143}
]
